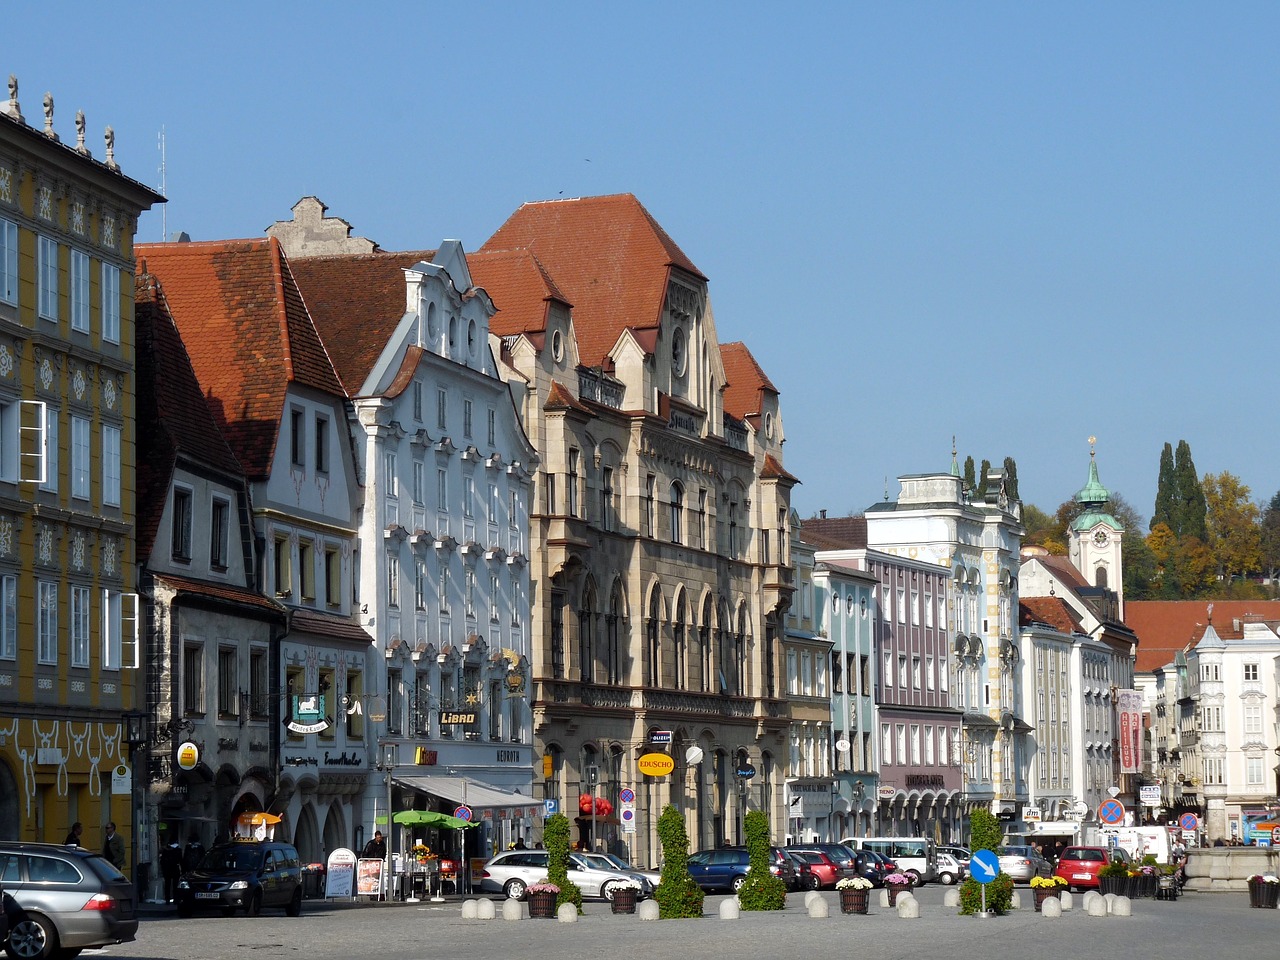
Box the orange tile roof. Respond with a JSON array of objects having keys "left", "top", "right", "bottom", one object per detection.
[
  {"left": 761, "top": 453, "right": 799, "bottom": 484},
  {"left": 1037, "top": 554, "right": 1090, "bottom": 591},
  {"left": 154, "top": 572, "right": 287, "bottom": 616},
  {"left": 468, "top": 249, "right": 571, "bottom": 339},
  {"left": 1020, "top": 596, "right": 1083, "bottom": 634},
  {"left": 480, "top": 194, "right": 703, "bottom": 366},
  {"left": 1127, "top": 600, "right": 1280, "bottom": 673},
  {"left": 720, "top": 341, "right": 779, "bottom": 420},
  {"left": 136, "top": 238, "right": 345, "bottom": 478},
  {"left": 135, "top": 273, "right": 244, "bottom": 558},
  {"left": 287, "top": 250, "right": 438, "bottom": 395}
]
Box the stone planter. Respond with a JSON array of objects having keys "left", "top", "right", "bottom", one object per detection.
[
  {"left": 885, "top": 882, "right": 911, "bottom": 907},
  {"left": 1248, "top": 881, "right": 1280, "bottom": 908},
  {"left": 611, "top": 888, "right": 637, "bottom": 914},
  {"left": 528, "top": 890, "right": 558, "bottom": 918},
  {"left": 1129, "top": 874, "right": 1157, "bottom": 899},
  {"left": 839, "top": 889, "right": 869, "bottom": 914},
  {"left": 1098, "top": 875, "right": 1127, "bottom": 897},
  {"left": 1032, "top": 887, "right": 1059, "bottom": 912}
]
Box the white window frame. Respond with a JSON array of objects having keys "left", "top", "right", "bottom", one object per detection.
[
  {"left": 0, "top": 218, "right": 17, "bottom": 305},
  {"left": 71, "top": 415, "right": 90, "bottom": 500},
  {"left": 0, "top": 573, "right": 16, "bottom": 660},
  {"left": 101, "top": 263, "right": 121, "bottom": 343},
  {"left": 70, "top": 585, "right": 91, "bottom": 667},
  {"left": 70, "top": 249, "right": 90, "bottom": 332},
  {"left": 38, "top": 235, "right": 58, "bottom": 320},
  {"left": 102, "top": 424, "right": 121, "bottom": 506},
  {"left": 38, "top": 405, "right": 57, "bottom": 492},
  {"left": 37, "top": 580, "right": 58, "bottom": 665}
]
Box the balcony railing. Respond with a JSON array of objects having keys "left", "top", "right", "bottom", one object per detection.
[
  {"left": 578, "top": 368, "right": 624, "bottom": 409},
  {"left": 723, "top": 415, "right": 749, "bottom": 451}
]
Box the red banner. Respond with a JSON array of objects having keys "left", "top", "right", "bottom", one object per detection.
[{"left": 1117, "top": 689, "right": 1142, "bottom": 774}]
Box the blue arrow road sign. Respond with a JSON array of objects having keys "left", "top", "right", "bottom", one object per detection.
[{"left": 969, "top": 850, "right": 1000, "bottom": 885}]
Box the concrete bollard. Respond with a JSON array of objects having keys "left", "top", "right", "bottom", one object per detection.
[
  {"left": 460, "top": 900, "right": 478, "bottom": 919},
  {"left": 1059, "top": 890, "right": 1073, "bottom": 911},
  {"left": 1041, "top": 897, "right": 1063, "bottom": 918},
  {"left": 719, "top": 897, "right": 741, "bottom": 920},
  {"left": 1102, "top": 892, "right": 1118, "bottom": 914},
  {"left": 804, "top": 890, "right": 823, "bottom": 911},
  {"left": 637, "top": 898, "right": 661, "bottom": 920},
  {"left": 879, "top": 889, "right": 892, "bottom": 908},
  {"left": 501, "top": 898, "right": 524, "bottom": 920},
  {"left": 1009, "top": 890, "right": 1022, "bottom": 910},
  {"left": 808, "top": 897, "right": 830, "bottom": 918},
  {"left": 897, "top": 895, "right": 920, "bottom": 919},
  {"left": 1111, "top": 896, "right": 1132, "bottom": 917},
  {"left": 1081, "top": 890, "right": 1100, "bottom": 912},
  {"left": 476, "top": 898, "right": 496, "bottom": 920},
  {"left": 1086, "top": 894, "right": 1108, "bottom": 917},
  {"left": 556, "top": 903, "right": 578, "bottom": 922},
  {"left": 943, "top": 888, "right": 960, "bottom": 908}
]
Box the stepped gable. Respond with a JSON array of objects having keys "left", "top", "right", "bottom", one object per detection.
[
  {"left": 136, "top": 237, "right": 344, "bottom": 478},
  {"left": 288, "top": 249, "right": 437, "bottom": 394},
  {"left": 480, "top": 193, "right": 703, "bottom": 366}
]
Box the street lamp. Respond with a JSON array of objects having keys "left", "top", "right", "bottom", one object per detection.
[
  {"left": 376, "top": 740, "right": 396, "bottom": 900},
  {"left": 584, "top": 764, "right": 600, "bottom": 852},
  {"left": 122, "top": 712, "right": 148, "bottom": 896}
]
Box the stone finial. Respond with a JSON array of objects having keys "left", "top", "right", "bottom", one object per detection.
[
  {"left": 75, "top": 110, "right": 88, "bottom": 155},
  {"left": 43, "top": 92, "right": 58, "bottom": 140},
  {"left": 104, "top": 125, "right": 118, "bottom": 170},
  {"left": 6, "top": 75, "right": 19, "bottom": 121}
]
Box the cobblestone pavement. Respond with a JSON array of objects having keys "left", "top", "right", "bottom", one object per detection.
[{"left": 114, "top": 887, "right": 1275, "bottom": 960}]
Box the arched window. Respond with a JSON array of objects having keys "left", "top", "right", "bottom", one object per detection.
[
  {"left": 735, "top": 604, "right": 748, "bottom": 696},
  {"left": 670, "top": 481, "right": 684, "bottom": 544},
  {"left": 1095, "top": 566, "right": 1108, "bottom": 589},
  {"left": 606, "top": 582, "right": 622, "bottom": 685},
  {"left": 717, "top": 599, "right": 731, "bottom": 693},
  {"left": 699, "top": 596, "right": 713, "bottom": 693},
  {"left": 550, "top": 591, "right": 565, "bottom": 679},
  {"left": 579, "top": 582, "right": 596, "bottom": 684},
  {"left": 647, "top": 587, "right": 662, "bottom": 687},
  {"left": 673, "top": 591, "right": 687, "bottom": 691}
]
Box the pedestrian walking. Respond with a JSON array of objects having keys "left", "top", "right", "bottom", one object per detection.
[
  {"left": 160, "top": 840, "right": 183, "bottom": 902},
  {"left": 102, "top": 822, "right": 126, "bottom": 870},
  {"left": 63, "top": 822, "right": 83, "bottom": 846}
]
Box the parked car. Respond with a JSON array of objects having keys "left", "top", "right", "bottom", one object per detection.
[
  {"left": 998, "top": 844, "right": 1053, "bottom": 883},
  {"left": 788, "top": 842, "right": 859, "bottom": 872},
  {"left": 938, "top": 845, "right": 971, "bottom": 865},
  {"left": 476, "top": 851, "right": 649, "bottom": 901},
  {"left": 686, "top": 847, "right": 797, "bottom": 892},
  {"left": 935, "top": 852, "right": 966, "bottom": 885},
  {"left": 784, "top": 848, "right": 852, "bottom": 889},
  {"left": 1052, "top": 845, "right": 1130, "bottom": 892},
  {"left": 573, "top": 852, "right": 660, "bottom": 890},
  {"left": 857, "top": 849, "right": 898, "bottom": 886},
  {"left": 783, "top": 851, "right": 813, "bottom": 891},
  {"left": 0, "top": 841, "right": 138, "bottom": 959},
  {"left": 175, "top": 841, "right": 303, "bottom": 917}
]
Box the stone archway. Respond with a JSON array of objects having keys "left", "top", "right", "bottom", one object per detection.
[
  {"left": 293, "top": 803, "right": 321, "bottom": 864},
  {"left": 321, "top": 801, "right": 347, "bottom": 859}
]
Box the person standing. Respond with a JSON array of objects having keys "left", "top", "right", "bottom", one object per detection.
[
  {"left": 102, "top": 822, "right": 126, "bottom": 870},
  {"left": 160, "top": 839, "right": 183, "bottom": 903},
  {"left": 63, "top": 822, "right": 83, "bottom": 846},
  {"left": 182, "top": 832, "right": 206, "bottom": 872},
  {"left": 363, "top": 831, "right": 387, "bottom": 859}
]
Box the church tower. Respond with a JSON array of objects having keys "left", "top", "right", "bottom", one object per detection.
[{"left": 1068, "top": 437, "right": 1125, "bottom": 615}]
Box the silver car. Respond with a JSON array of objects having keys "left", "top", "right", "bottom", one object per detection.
[
  {"left": 575, "top": 852, "right": 661, "bottom": 889},
  {"left": 998, "top": 844, "right": 1053, "bottom": 883},
  {"left": 476, "top": 851, "right": 649, "bottom": 901},
  {"left": 0, "top": 842, "right": 138, "bottom": 959}
]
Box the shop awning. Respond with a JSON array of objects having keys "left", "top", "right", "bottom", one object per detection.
[{"left": 394, "top": 775, "right": 536, "bottom": 813}]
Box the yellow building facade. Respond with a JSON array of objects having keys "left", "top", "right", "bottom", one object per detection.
[{"left": 0, "top": 79, "right": 162, "bottom": 862}]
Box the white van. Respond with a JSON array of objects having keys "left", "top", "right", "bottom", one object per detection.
[
  {"left": 841, "top": 836, "right": 938, "bottom": 884},
  {"left": 1097, "top": 826, "right": 1172, "bottom": 864}
]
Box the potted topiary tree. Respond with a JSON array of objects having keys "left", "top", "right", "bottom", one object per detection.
[
  {"left": 653, "top": 804, "right": 704, "bottom": 919},
  {"left": 542, "top": 813, "right": 583, "bottom": 915},
  {"left": 736, "top": 810, "right": 786, "bottom": 911}
]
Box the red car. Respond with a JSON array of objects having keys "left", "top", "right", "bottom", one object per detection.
[
  {"left": 785, "top": 848, "right": 852, "bottom": 889},
  {"left": 1053, "top": 845, "right": 1130, "bottom": 891}
]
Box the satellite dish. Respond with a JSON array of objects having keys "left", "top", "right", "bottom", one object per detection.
[{"left": 685, "top": 746, "right": 704, "bottom": 766}]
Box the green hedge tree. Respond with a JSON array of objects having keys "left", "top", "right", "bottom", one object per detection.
[
  {"left": 737, "top": 809, "right": 786, "bottom": 911},
  {"left": 957, "top": 808, "right": 1013, "bottom": 914},
  {"left": 654, "top": 804, "right": 704, "bottom": 918},
  {"left": 542, "top": 812, "right": 582, "bottom": 913}
]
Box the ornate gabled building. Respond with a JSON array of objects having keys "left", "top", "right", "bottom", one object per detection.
[
  {"left": 471, "top": 194, "right": 797, "bottom": 861},
  {"left": 136, "top": 237, "right": 372, "bottom": 863},
  {"left": 278, "top": 200, "right": 540, "bottom": 853},
  {"left": 0, "top": 77, "right": 163, "bottom": 850}
]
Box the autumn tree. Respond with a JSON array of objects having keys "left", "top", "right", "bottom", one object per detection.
[
  {"left": 1202, "top": 471, "right": 1262, "bottom": 581},
  {"left": 1022, "top": 503, "right": 1063, "bottom": 552}
]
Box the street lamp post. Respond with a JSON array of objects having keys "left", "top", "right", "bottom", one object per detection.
[
  {"left": 122, "top": 712, "right": 149, "bottom": 897},
  {"left": 585, "top": 764, "right": 599, "bottom": 852}
]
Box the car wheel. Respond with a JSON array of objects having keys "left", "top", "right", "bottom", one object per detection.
[
  {"left": 247, "top": 891, "right": 262, "bottom": 917},
  {"left": 939, "top": 872, "right": 956, "bottom": 886},
  {"left": 7, "top": 913, "right": 58, "bottom": 960},
  {"left": 730, "top": 874, "right": 747, "bottom": 893},
  {"left": 286, "top": 888, "right": 303, "bottom": 917},
  {"left": 808, "top": 874, "right": 821, "bottom": 890},
  {"left": 504, "top": 878, "right": 528, "bottom": 900}
]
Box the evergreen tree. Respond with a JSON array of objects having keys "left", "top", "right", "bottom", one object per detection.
[
  {"left": 1151, "top": 442, "right": 1175, "bottom": 531},
  {"left": 1173, "top": 440, "right": 1206, "bottom": 540},
  {"left": 963, "top": 456, "right": 976, "bottom": 494},
  {"left": 1003, "top": 456, "right": 1019, "bottom": 501},
  {"left": 976, "top": 459, "right": 991, "bottom": 499},
  {"left": 1261, "top": 491, "right": 1280, "bottom": 585}
]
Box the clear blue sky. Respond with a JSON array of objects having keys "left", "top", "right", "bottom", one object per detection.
[{"left": 9, "top": 2, "right": 1278, "bottom": 523}]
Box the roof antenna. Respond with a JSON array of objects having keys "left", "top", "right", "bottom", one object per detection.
[
  {"left": 157, "top": 125, "right": 167, "bottom": 241},
  {"left": 883, "top": 476, "right": 889, "bottom": 501}
]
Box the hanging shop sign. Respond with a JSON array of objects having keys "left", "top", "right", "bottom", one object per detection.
[{"left": 287, "top": 695, "right": 331, "bottom": 734}]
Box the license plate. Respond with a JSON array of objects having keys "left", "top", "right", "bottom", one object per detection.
[
  {"left": 1073, "top": 873, "right": 1090, "bottom": 880},
  {"left": 195, "top": 892, "right": 219, "bottom": 900}
]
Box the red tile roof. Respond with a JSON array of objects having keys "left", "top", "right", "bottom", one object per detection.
[
  {"left": 761, "top": 453, "right": 799, "bottom": 484},
  {"left": 480, "top": 194, "right": 703, "bottom": 366},
  {"left": 468, "top": 249, "right": 571, "bottom": 339},
  {"left": 1021, "top": 596, "right": 1083, "bottom": 634},
  {"left": 1127, "top": 600, "right": 1280, "bottom": 673},
  {"left": 136, "top": 238, "right": 345, "bottom": 478},
  {"left": 721, "top": 341, "right": 779, "bottom": 420},
  {"left": 287, "top": 250, "right": 437, "bottom": 395},
  {"left": 155, "top": 572, "right": 286, "bottom": 616},
  {"left": 134, "top": 272, "right": 244, "bottom": 558},
  {"left": 1037, "top": 554, "right": 1090, "bottom": 591},
  {"left": 289, "top": 608, "right": 376, "bottom": 644},
  {"left": 799, "top": 515, "right": 868, "bottom": 550}
]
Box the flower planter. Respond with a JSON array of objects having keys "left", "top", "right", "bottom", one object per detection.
[
  {"left": 528, "top": 890, "right": 558, "bottom": 918},
  {"left": 1248, "top": 882, "right": 1279, "bottom": 909},
  {"left": 839, "top": 889, "right": 869, "bottom": 914},
  {"left": 1032, "top": 888, "right": 1059, "bottom": 912},
  {"left": 1098, "top": 876, "right": 1127, "bottom": 897},
  {"left": 611, "top": 888, "right": 637, "bottom": 914},
  {"left": 885, "top": 882, "right": 911, "bottom": 907},
  {"left": 1130, "top": 875, "right": 1157, "bottom": 899}
]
